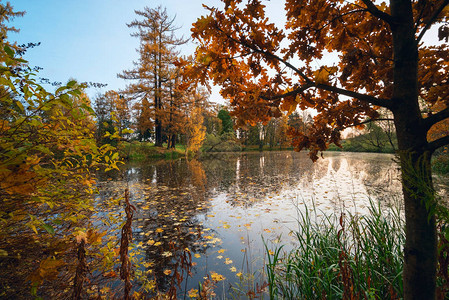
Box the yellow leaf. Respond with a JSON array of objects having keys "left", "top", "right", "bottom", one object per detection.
[
  {"left": 188, "top": 288, "right": 199, "bottom": 298},
  {"left": 210, "top": 271, "right": 226, "bottom": 282},
  {"left": 313, "top": 66, "right": 338, "bottom": 84},
  {"left": 163, "top": 269, "right": 172, "bottom": 275},
  {"left": 194, "top": 253, "right": 201, "bottom": 258}
]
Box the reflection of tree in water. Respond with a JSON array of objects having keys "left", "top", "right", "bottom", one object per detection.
[
  {"left": 201, "top": 152, "right": 316, "bottom": 208},
  {"left": 98, "top": 152, "right": 413, "bottom": 296},
  {"left": 331, "top": 154, "right": 401, "bottom": 201},
  {"left": 307, "top": 153, "right": 402, "bottom": 207},
  {"left": 130, "top": 159, "right": 214, "bottom": 295},
  {"left": 200, "top": 153, "right": 238, "bottom": 191}
]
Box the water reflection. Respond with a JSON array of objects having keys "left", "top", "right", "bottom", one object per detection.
[{"left": 100, "top": 152, "right": 446, "bottom": 297}]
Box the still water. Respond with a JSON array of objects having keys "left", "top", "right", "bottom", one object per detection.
[{"left": 99, "top": 151, "right": 446, "bottom": 298}]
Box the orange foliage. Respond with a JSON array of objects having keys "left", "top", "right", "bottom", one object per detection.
[{"left": 181, "top": 0, "right": 449, "bottom": 160}]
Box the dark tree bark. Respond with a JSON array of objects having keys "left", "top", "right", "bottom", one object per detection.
[{"left": 390, "top": 1, "right": 437, "bottom": 298}]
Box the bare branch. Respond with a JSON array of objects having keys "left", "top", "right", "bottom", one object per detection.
[
  {"left": 344, "top": 118, "right": 395, "bottom": 128},
  {"left": 423, "top": 106, "right": 449, "bottom": 131},
  {"left": 417, "top": 0, "right": 449, "bottom": 43},
  {"left": 260, "top": 83, "right": 314, "bottom": 101},
  {"left": 360, "top": 0, "right": 394, "bottom": 24},
  {"left": 427, "top": 134, "right": 449, "bottom": 152},
  {"left": 315, "top": 83, "right": 392, "bottom": 108}
]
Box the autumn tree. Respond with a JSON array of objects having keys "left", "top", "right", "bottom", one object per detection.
[
  {"left": 163, "top": 69, "right": 191, "bottom": 149},
  {"left": 96, "top": 90, "right": 130, "bottom": 138},
  {"left": 186, "top": 106, "right": 206, "bottom": 155},
  {"left": 0, "top": 4, "right": 122, "bottom": 297},
  {"left": 183, "top": 0, "right": 449, "bottom": 298},
  {"left": 133, "top": 97, "right": 153, "bottom": 141},
  {"left": 119, "top": 6, "right": 186, "bottom": 147},
  {"left": 265, "top": 115, "right": 290, "bottom": 149}
]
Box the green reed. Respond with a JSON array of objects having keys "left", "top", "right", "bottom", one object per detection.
[{"left": 265, "top": 200, "right": 405, "bottom": 299}]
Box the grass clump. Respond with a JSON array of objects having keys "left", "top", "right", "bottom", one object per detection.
[{"left": 266, "top": 201, "right": 404, "bottom": 299}]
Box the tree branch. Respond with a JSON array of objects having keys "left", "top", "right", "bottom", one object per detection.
[
  {"left": 427, "top": 134, "right": 449, "bottom": 152},
  {"left": 315, "top": 83, "right": 392, "bottom": 108},
  {"left": 417, "top": 0, "right": 449, "bottom": 43},
  {"left": 423, "top": 106, "right": 449, "bottom": 131},
  {"left": 217, "top": 27, "right": 392, "bottom": 108},
  {"left": 260, "top": 83, "right": 314, "bottom": 101},
  {"left": 360, "top": 0, "right": 394, "bottom": 24},
  {"left": 344, "top": 118, "right": 395, "bottom": 128},
  {"left": 217, "top": 26, "right": 312, "bottom": 83},
  {"left": 258, "top": 81, "right": 391, "bottom": 108}
]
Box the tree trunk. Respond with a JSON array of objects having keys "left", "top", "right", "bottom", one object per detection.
[
  {"left": 397, "top": 143, "right": 437, "bottom": 300},
  {"left": 390, "top": 0, "right": 437, "bottom": 298},
  {"left": 170, "top": 134, "right": 176, "bottom": 149},
  {"left": 154, "top": 68, "right": 163, "bottom": 147}
]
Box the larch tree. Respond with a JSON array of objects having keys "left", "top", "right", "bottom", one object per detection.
[
  {"left": 119, "top": 6, "right": 187, "bottom": 147},
  {"left": 163, "top": 69, "right": 188, "bottom": 149},
  {"left": 182, "top": 0, "right": 449, "bottom": 298}
]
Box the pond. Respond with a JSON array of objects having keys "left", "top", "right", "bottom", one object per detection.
[{"left": 98, "top": 151, "right": 447, "bottom": 298}]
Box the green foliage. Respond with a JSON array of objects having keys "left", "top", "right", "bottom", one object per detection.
[
  {"left": 328, "top": 131, "right": 397, "bottom": 153},
  {"left": 266, "top": 201, "right": 405, "bottom": 299},
  {"left": 217, "top": 109, "right": 233, "bottom": 134},
  {"left": 0, "top": 20, "right": 123, "bottom": 297},
  {"left": 120, "top": 141, "right": 186, "bottom": 161},
  {"left": 202, "top": 132, "right": 242, "bottom": 152}
]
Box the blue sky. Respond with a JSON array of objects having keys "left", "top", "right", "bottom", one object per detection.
[
  {"left": 9, "top": 0, "right": 226, "bottom": 101},
  {"left": 9, "top": 1, "right": 442, "bottom": 105}
]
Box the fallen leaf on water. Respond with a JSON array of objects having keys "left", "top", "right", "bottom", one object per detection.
[
  {"left": 163, "top": 269, "right": 172, "bottom": 275},
  {"left": 230, "top": 266, "right": 237, "bottom": 272},
  {"left": 218, "top": 249, "right": 225, "bottom": 253},
  {"left": 188, "top": 288, "right": 199, "bottom": 298},
  {"left": 225, "top": 258, "right": 233, "bottom": 265},
  {"left": 210, "top": 271, "right": 225, "bottom": 282},
  {"left": 162, "top": 251, "right": 172, "bottom": 257},
  {"left": 194, "top": 253, "right": 201, "bottom": 258}
]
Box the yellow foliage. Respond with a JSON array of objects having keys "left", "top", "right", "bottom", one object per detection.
[
  {"left": 313, "top": 66, "right": 338, "bottom": 84},
  {"left": 210, "top": 271, "right": 226, "bottom": 282},
  {"left": 186, "top": 107, "right": 206, "bottom": 154}
]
